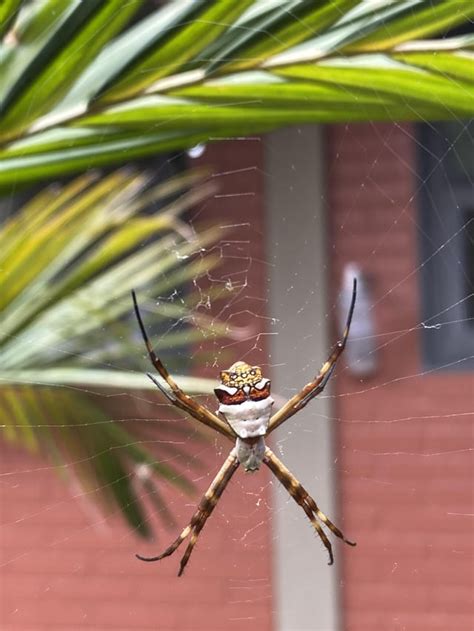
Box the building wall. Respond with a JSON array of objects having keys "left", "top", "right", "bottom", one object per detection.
[
  {"left": 0, "top": 139, "right": 274, "bottom": 631},
  {"left": 328, "top": 123, "right": 473, "bottom": 631}
]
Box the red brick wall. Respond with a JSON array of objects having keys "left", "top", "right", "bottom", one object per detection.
[
  {"left": 328, "top": 123, "right": 474, "bottom": 631},
  {"left": 0, "top": 139, "right": 273, "bottom": 630}
]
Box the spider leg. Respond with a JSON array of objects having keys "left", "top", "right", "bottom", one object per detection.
[
  {"left": 132, "top": 291, "right": 234, "bottom": 440},
  {"left": 136, "top": 449, "right": 239, "bottom": 576},
  {"left": 264, "top": 447, "right": 355, "bottom": 565},
  {"left": 268, "top": 278, "right": 357, "bottom": 433},
  {"left": 295, "top": 495, "right": 334, "bottom": 565}
]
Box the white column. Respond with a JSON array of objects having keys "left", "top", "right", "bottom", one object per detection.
[{"left": 265, "top": 126, "right": 339, "bottom": 631}]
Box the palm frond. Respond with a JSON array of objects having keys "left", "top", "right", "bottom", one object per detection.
[
  {"left": 0, "top": 168, "right": 240, "bottom": 536},
  {"left": 0, "top": 0, "right": 472, "bottom": 187}
]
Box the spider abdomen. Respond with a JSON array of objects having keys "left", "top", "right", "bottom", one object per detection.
[
  {"left": 236, "top": 436, "right": 265, "bottom": 472},
  {"left": 217, "top": 396, "right": 274, "bottom": 439}
]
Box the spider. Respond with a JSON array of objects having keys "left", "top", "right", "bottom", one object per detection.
[{"left": 132, "top": 279, "right": 357, "bottom": 576}]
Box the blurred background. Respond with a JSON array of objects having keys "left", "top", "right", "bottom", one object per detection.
[{"left": 1, "top": 2, "right": 473, "bottom": 630}]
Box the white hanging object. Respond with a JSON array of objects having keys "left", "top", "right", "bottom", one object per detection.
[
  {"left": 339, "top": 263, "right": 378, "bottom": 377},
  {"left": 187, "top": 143, "right": 206, "bottom": 159}
]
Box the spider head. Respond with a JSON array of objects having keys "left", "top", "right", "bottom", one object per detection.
[
  {"left": 214, "top": 361, "right": 271, "bottom": 407},
  {"left": 219, "top": 361, "right": 263, "bottom": 388}
]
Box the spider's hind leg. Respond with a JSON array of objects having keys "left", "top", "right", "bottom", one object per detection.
[
  {"left": 264, "top": 447, "right": 355, "bottom": 565},
  {"left": 136, "top": 449, "right": 239, "bottom": 576},
  {"left": 136, "top": 527, "right": 190, "bottom": 564},
  {"left": 298, "top": 497, "right": 335, "bottom": 564},
  {"left": 305, "top": 494, "right": 356, "bottom": 547}
]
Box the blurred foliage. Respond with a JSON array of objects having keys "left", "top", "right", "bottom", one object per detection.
[
  {"left": 0, "top": 168, "right": 239, "bottom": 537},
  {"left": 0, "top": 0, "right": 472, "bottom": 187}
]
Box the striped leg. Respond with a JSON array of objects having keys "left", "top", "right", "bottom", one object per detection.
[
  {"left": 132, "top": 291, "right": 234, "bottom": 441},
  {"left": 268, "top": 278, "right": 357, "bottom": 434},
  {"left": 264, "top": 447, "right": 355, "bottom": 565},
  {"left": 136, "top": 449, "right": 239, "bottom": 576}
]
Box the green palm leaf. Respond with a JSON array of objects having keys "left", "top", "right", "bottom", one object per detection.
[
  {"left": 0, "top": 0, "right": 22, "bottom": 39},
  {"left": 0, "top": 168, "right": 241, "bottom": 536},
  {"left": 0, "top": 0, "right": 472, "bottom": 187}
]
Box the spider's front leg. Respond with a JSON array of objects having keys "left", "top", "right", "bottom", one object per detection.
[
  {"left": 136, "top": 449, "right": 239, "bottom": 576},
  {"left": 268, "top": 278, "right": 357, "bottom": 434},
  {"left": 132, "top": 290, "right": 234, "bottom": 440},
  {"left": 264, "top": 447, "right": 355, "bottom": 565}
]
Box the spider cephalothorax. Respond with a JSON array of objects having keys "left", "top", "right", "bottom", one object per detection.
[
  {"left": 214, "top": 363, "right": 272, "bottom": 408},
  {"left": 219, "top": 361, "right": 263, "bottom": 388},
  {"left": 133, "top": 279, "right": 357, "bottom": 576}
]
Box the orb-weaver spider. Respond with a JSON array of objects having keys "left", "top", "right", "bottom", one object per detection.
[{"left": 133, "top": 279, "right": 357, "bottom": 576}]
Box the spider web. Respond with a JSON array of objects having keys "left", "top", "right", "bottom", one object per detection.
[{"left": 1, "top": 8, "right": 473, "bottom": 631}]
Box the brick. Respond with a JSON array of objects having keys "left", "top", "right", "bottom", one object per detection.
[
  {"left": 346, "top": 611, "right": 474, "bottom": 631},
  {"left": 329, "top": 121, "right": 473, "bottom": 631}
]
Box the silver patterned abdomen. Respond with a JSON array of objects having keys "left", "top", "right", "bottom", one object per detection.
[{"left": 217, "top": 396, "right": 274, "bottom": 439}]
